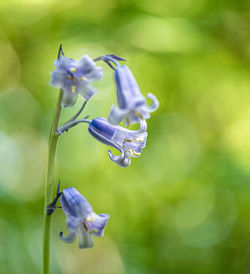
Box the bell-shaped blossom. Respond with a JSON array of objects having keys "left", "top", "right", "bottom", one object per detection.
[
  {"left": 50, "top": 55, "right": 103, "bottom": 107},
  {"left": 88, "top": 117, "right": 147, "bottom": 167},
  {"left": 108, "top": 64, "right": 159, "bottom": 126},
  {"left": 60, "top": 187, "right": 109, "bottom": 249}
]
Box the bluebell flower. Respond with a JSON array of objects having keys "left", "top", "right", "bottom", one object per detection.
[
  {"left": 60, "top": 187, "right": 109, "bottom": 249},
  {"left": 108, "top": 64, "right": 159, "bottom": 126},
  {"left": 50, "top": 55, "right": 103, "bottom": 107},
  {"left": 88, "top": 117, "right": 147, "bottom": 167}
]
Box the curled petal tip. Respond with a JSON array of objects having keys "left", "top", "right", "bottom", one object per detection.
[
  {"left": 59, "top": 231, "right": 76, "bottom": 244},
  {"left": 136, "top": 119, "right": 147, "bottom": 133},
  {"left": 146, "top": 93, "right": 159, "bottom": 112},
  {"left": 108, "top": 150, "right": 130, "bottom": 168}
]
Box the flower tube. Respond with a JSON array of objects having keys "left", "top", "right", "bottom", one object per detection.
[
  {"left": 88, "top": 117, "right": 147, "bottom": 167},
  {"left": 60, "top": 187, "right": 109, "bottom": 249},
  {"left": 108, "top": 64, "right": 159, "bottom": 126}
]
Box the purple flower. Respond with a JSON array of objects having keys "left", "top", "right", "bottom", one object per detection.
[
  {"left": 59, "top": 187, "right": 109, "bottom": 249},
  {"left": 50, "top": 55, "right": 103, "bottom": 107},
  {"left": 108, "top": 65, "right": 159, "bottom": 126},
  {"left": 88, "top": 117, "right": 147, "bottom": 167}
]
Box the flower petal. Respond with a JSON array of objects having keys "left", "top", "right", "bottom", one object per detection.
[
  {"left": 85, "top": 213, "right": 110, "bottom": 237},
  {"left": 88, "top": 118, "right": 121, "bottom": 148},
  {"left": 122, "top": 112, "right": 141, "bottom": 127},
  {"left": 54, "top": 56, "right": 76, "bottom": 72},
  {"left": 115, "top": 65, "right": 145, "bottom": 109},
  {"left": 146, "top": 93, "right": 159, "bottom": 112},
  {"left": 108, "top": 150, "right": 131, "bottom": 168},
  {"left": 59, "top": 230, "right": 76, "bottom": 244},
  {"left": 108, "top": 105, "right": 129, "bottom": 125},
  {"left": 50, "top": 71, "right": 65, "bottom": 88},
  {"left": 78, "top": 82, "right": 98, "bottom": 100},
  {"left": 85, "top": 67, "right": 103, "bottom": 82},
  {"left": 60, "top": 187, "right": 93, "bottom": 219},
  {"left": 77, "top": 55, "right": 103, "bottom": 81},
  {"left": 66, "top": 216, "right": 84, "bottom": 232},
  {"left": 78, "top": 55, "right": 96, "bottom": 72},
  {"left": 61, "top": 90, "right": 78, "bottom": 108},
  {"left": 78, "top": 225, "right": 94, "bottom": 249},
  {"left": 125, "top": 138, "right": 147, "bottom": 156},
  {"left": 134, "top": 119, "right": 147, "bottom": 134}
]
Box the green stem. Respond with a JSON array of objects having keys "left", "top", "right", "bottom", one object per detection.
[
  {"left": 57, "top": 118, "right": 91, "bottom": 135},
  {"left": 42, "top": 89, "right": 63, "bottom": 274}
]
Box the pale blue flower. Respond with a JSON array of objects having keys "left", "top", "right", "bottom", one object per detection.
[
  {"left": 88, "top": 117, "right": 147, "bottom": 167},
  {"left": 108, "top": 64, "right": 159, "bottom": 126},
  {"left": 59, "top": 187, "right": 109, "bottom": 249},
  {"left": 50, "top": 55, "right": 103, "bottom": 107}
]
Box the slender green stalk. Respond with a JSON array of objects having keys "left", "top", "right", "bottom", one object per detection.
[
  {"left": 57, "top": 118, "right": 91, "bottom": 135},
  {"left": 42, "top": 89, "right": 63, "bottom": 274}
]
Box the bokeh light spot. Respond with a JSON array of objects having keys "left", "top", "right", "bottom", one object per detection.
[
  {"left": 177, "top": 187, "right": 237, "bottom": 248},
  {"left": 143, "top": 114, "right": 201, "bottom": 183},
  {"left": 124, "top": 16, "right": 202, "bottom": 53},
  {"left": 0, "top": 130, "right": 47, "bottom": 201},
  {"left": 0, "top": 131, "right": 22, "bottom": 195},
  {"left": 175, "top": 184, "right": 215, "bottom": 229},
  {"left": 0, "top": 31, "right": 20, "bottom": 90}
]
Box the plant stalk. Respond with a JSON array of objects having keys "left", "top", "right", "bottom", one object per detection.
[{"left": 42, "top": 89, "right": 63, "bottom": 274}]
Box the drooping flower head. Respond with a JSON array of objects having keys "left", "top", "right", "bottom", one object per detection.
[
  {"left": 60, "top": 187, "right": 109, "bottom": 249},
  {"left": 88, "top": 117, "right": 147, "bottom": 167},
  {"left": 50, "top": 55, "right": 103, "bottom": 107},
  {"left": 107, "top": 63, "right": 159, "bottom": 126}
]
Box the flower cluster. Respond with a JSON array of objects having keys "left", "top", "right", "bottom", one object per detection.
[
  {"left": 49, "top": 48, "right": 159, "bottom": 249},
  {"left": 51, "top": 52, "right": 159, "bottom": 168}
]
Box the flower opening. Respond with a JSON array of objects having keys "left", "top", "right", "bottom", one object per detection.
[
  {"left": 59, "top": 187, "right": 109, "bottom": 249},
  {"left": 88, "top": 117, "right": 147, "bottom": 167},
  {"left": 50, "top": 55, "right": 103, "bottom": 107}
]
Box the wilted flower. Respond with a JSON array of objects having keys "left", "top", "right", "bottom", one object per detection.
[
  {"left": 108, "top": 64, "right": 159, "bottom": 126},
  {"left": 50, "top": 55, "right": 103, "bottom": 107},
  {"left": 60, "top": 187, "right": 109, "bottom": 249},
  {"left": 88, "top": 117, "right": 147, "bottom": 167}
]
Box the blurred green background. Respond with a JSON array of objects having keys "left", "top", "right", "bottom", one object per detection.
[{"left": 0, "top": 0, "right": 250, "bottom": 273}]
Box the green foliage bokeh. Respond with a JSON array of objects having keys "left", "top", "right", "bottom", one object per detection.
[{"left": 0, "top": 0, "right": 250, "bottom": 273}]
